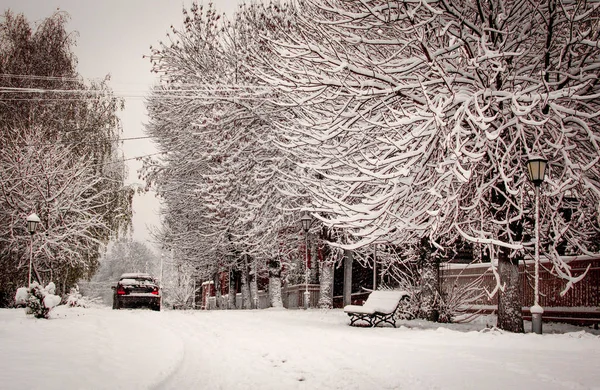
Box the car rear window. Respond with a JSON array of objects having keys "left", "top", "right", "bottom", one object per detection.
[{"left": 119, "top": 278, "right": 155, "bottom": 285}]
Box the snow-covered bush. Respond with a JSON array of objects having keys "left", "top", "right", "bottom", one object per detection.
[
  {"left": 437, "top": 272, "right": 487, "bottom": 324},
  {"left": 23, "top": 282, "right": 61, "bottom": 319},
  {"left": 64, "top": 284, "right": 102, "bottom": 308},
  {"left": 14, "top": 287, "right": 28, "bottom": 307},
  {"left": 46, "top": 281, "right": 56, "bottom": 295},
  {"left": 163, "top": 281, "right": 196, "bottom": 310},
  {"left": 385, "top": 264, "right": 421, "bottom": 321},
  {"left": 387, "top": 261, "right": 485, "bottom": 324},
  {"left": 65, "top": 285, "right": 86, "bottom": 307}
]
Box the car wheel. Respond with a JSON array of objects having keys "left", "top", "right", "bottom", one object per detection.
[{"left": 113, "top": 297, "right": 121, "bottom": 310}]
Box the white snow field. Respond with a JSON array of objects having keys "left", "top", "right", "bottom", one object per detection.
[{"left": 1, "top": 305, "right": 599, "bottom": 390}]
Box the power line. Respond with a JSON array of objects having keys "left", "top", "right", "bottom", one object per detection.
[
  {"left": 117, "top": 136, "right": 153, "bottom": 142},
  {"left": 0, "top": 86, "right": 270, "bottom": 93},
  {"left": 0, "top": 86, "right": 276, "bottom": 101},
  {"left": 0, "top": 73, "right": 84, "bottom": 82},
  {"left": 0, "top": 95, "right": 277, "bottom": 102},
  {"left": 0, "top": 152, "right": 163, "bottom": 185},
  {"left": 0, "top": 88, "right": 277, "bottom": 104},
  {"left": 0, "top": 73, "right": 273, "bottom": 89},
  {"left": 11, "top": 135, "right": 155, "bottom": 148},
  {"left": 0, "top": 74, "right": 277, "bottom": 102}
]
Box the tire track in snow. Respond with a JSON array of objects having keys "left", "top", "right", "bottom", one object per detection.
[
  {"left": 100, "top": 308, "right": 186, "bottom": 389},
  {"left": 149, "top": 311, "right": 196, "bottom": 390},
  {"left": 150, "top": 310, "right": 226, "bottom": 389},
  {"left": 149, "top": 310, "right": 430, "bottom": 390}
]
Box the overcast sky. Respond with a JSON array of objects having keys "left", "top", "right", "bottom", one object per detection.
[{"left": 1, "top": 0, "right": 243, "bottom": 247}]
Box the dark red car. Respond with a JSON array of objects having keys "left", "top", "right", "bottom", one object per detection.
[{"left": 112, "top": 273, "right": 161, "bottom": 311}]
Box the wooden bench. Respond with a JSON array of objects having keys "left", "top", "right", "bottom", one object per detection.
[{"left": 343, "top": 290, "right": 410, "bottom": 328}]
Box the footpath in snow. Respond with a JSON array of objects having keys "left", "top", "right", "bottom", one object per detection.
[{"left": 1, "top": 305, "right": 599, "bottom": 390}]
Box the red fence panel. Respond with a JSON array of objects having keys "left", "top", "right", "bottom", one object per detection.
[{"left": 440, "top": 255, "right": 600, "bottom": 324}]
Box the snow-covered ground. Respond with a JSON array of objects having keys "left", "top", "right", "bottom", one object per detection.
[{"left": 1, "top": 306, "right": 599, "bottom": 390}]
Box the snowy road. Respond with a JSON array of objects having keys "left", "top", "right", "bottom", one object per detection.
[{"left": 2, "top": 306, "right": 600, "bottom": 390}]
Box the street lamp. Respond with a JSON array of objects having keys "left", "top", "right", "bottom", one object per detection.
[
  {"left": 300, "top": 212, "right": 312, "bottom": 309},
  {"left": 26, "top": 213, "right": 40, "bottom": 288},
  {"left": 526, "top": 157, "right": 548, "bottom": 334}
]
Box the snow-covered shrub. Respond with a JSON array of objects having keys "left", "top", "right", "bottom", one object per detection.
[
  {"left": 437, "top": 272, "right": 487, "bottom": 324},
  {"left": 64, "top": 285, "right": 101, "bottom": 308},
  {"left": 24, "top": 282, "right": 62, "bottom": 319},
  {"left": 387, "top": 260, "right": 485, "bottom": 323},
  {"left": 163, "top": 284, "right": 195, "bottom": 309},
  {"left": 385, "top": 262, "right": 421, "bottom": 321},
  {"left": 161, "top": 266, "right": 198, "bottom": 310},
  {"left": 14, "top": 287, "right": 28, "bottom": 307},
  {"left": 46, "top": 281, "right": 56, "bottom": 295},
  {"left": 65, "top": 285, "right": 85, "bottom": 307}
]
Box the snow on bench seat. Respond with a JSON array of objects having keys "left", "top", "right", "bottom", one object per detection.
[
  {"left": 343, "top": 290, "right": 409, "bottom": 328},
  {"left": 343, "top": 305, "right": 376, "bottom": 315}
]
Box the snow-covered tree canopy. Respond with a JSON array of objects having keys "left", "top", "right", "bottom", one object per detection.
[
  {"left": 0, "top": 11, "right": 133, "bottom": 303},
  {"left": 143, "top": 3, "right": 311, "bottom": 283},
  {"left": 243, "top": 0, "right": 600, "bottom": 261},
  {"left": 143, "top": 0, "right": 598, "bottom": 328},
  {"left": 235, "top": 0, "right": 600, "bottom": 331}
]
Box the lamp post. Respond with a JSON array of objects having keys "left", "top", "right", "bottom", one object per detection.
[
  {"left": 526, "top": 157, "right": 548, "bottom": 334},
  {"left": 226, "top": 252, "right": 235, "bottom": 310},
  {"left": 300, "top": 212, "right": 312, "bottom": 309},
  {"left": 26, "top": 213, "right": 40, "bottom": 289}
]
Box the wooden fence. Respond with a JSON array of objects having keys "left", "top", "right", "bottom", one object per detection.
[
  {"left": 281, "top": 284, "right": 321, "bottom": 309},
  {"left": 204, "top": 284, "right": 321, "bottom": 310},
  {"left": 201, "top": 256, "right": 599, "bottom": 324},
  {"left": 441, "top": 255, "right": 600, "bottom": 324}
]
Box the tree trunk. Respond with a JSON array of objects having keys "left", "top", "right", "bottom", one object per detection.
[
  {"left": 309, "top": 237, "right": 318, "bottom": 284},
  {"left": 418, "top": 237, "right": 440, "bottom": 322},
  {"left": 318, "top": 259, "right": 334, "bottom": 309},
  {"left": 250, "top": 259, "right": 258, "bottom": 309},
  {"left": 213, "top": 271, "right": 221, "bottom": 310},
  {"left": 227, "top": 268, "right": 236, "bottom": 309},
  {"left": 62, "top": 268, "right": 68, "bottom": 297},
  {"left": 268, "top": 258, "right": 284, "bottom": 308},
  {"left": 497, "top": 247, "right": 524, "bottom": 332},
  {"left": 241, "top": 255, "right": 251, "bottom": 309},
  {"left": 343, "top": 249, "right": 353, "bottom": 306}
]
